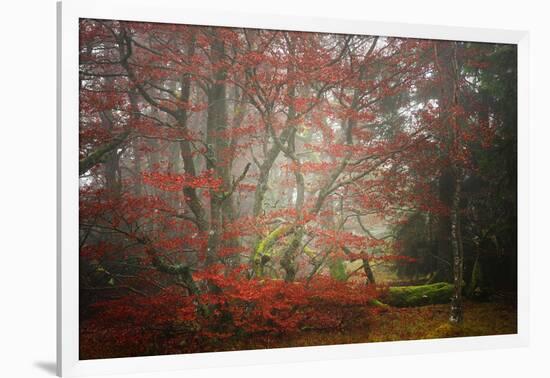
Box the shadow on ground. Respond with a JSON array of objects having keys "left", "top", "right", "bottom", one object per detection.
[{"left": 34, "top": 361, "right": 56, "bottom": 376}]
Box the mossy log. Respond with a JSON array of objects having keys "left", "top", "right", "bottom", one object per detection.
[
  {"left": 368, "top": 298, "right": 391, "bottom": 310},
  {"left": 382, "top": 282, "right": 453, "bottom": 307},
  {"left": 252, "top": 224, "right": 293, "bottom": 277}
]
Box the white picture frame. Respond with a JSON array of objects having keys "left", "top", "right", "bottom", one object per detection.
[{"left": 57, "top": 0, "right": 529, "bottom": 376}]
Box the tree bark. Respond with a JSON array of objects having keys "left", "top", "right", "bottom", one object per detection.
[
  {"left": 435, "top": 41, "right": 464, "bottom": 324},
  {"left": 362, "top": 257, "right": 376, "bottom": 285},
  {"left": 79, "top": 129, "right": 130, "bottom": 176},
  {"left": 205, "top": 32, "right": 229, "bottom": 265},
  {"left": 449, "top": 168, "right": 464, "bottom": 323}
]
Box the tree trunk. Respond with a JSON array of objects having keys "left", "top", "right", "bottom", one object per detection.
[
  {"left": 435, "top": 167, "right": 453, "bottom": 281},
  {"left": 434, "top": 41, "right": 465, "bottom": 324},
  {"left": 100, "top": 111, "right": 122, "bottom": 197},
  {"left": 173, "top": 33, "right": 208, "bottom": 234},
  {"left": 205, "top": 32, "right": 228, "bottom": 265},
  {"left": 362, "top": 257, "right": 376, "bottom": 285},
  {"left": 449, "top": 168, "right": 464, "bottom": 323}
]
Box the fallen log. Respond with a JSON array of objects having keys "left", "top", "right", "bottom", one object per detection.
[{"left": 381, "top": 282, "right": 453, "bottom": 307}]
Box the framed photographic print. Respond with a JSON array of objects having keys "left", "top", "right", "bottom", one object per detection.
[{"left": 57, "top": 0, "right": 529, "bottom": 376}]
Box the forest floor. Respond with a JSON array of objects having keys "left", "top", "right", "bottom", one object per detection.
[
  {"left": 80, "top": 297, "right": 517, "bottom": 359},
  {"left": 240, "top": 298, "right": 517, "bottom": 350}
]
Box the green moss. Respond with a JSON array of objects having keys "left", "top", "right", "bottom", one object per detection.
[
  {"left": 253, "top": 224, "right": 292, "bottom": 276},
  {"left": 368, "top": 298, "right": 390, "bottom": 310},
  {"left": 255, "top": 225, "right": 291, "bottom": 256},
  {"left": 329, "top": 258, "right": 347, "bottom": 281},
  {"left": 303, "top": 246, "right": 316, "bottom": 258},
  {"left": 384, "top": 282, "right": 453, "bottom": 307}
]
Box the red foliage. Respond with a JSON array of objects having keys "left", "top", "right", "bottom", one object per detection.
[
  {"left": 78, "top": 20, "right": 503, "bottom": 359},
  {"left": 80, "top": 266, "right": 382, "bottom": 358},
  {"left": 142, "top": 169, "right": 222, "bottom": 192}
]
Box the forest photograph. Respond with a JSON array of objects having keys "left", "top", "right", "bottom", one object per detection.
[{"left": 78, "top": 18, "right": 517, "bottom": 359}]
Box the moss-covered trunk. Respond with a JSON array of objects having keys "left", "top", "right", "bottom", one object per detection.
[{"left": 383, "top": 282, "right": 454, "bottom": 307}]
